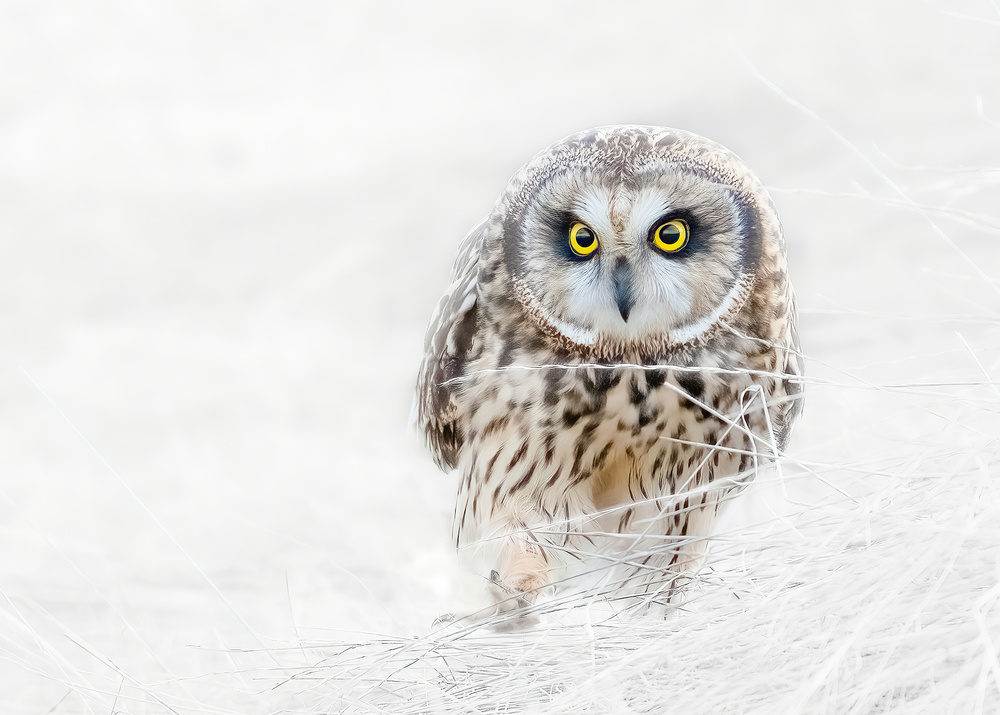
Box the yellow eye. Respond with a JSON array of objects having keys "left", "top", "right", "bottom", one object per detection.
[
  {"left": 651, "top": 219, "right": 689, "bottom": 254},
  {"left": 568, "top": 222, "right": 599, "bottom": 258}
]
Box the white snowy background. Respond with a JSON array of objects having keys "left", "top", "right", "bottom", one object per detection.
[{"left": 2, "top": 2, "right": 999, "bottom": 713}]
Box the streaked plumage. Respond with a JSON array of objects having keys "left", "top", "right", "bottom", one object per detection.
[{"left": 417, "top": 125, "right": 803, "bottom": 614}]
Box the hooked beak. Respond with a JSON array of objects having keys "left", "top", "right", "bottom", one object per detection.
[{"left": 611, "top": 257, "right": 635, "bottom": 323}]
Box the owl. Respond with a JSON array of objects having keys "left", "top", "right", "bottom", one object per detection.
[{"left": 416, "top": 126, "right": 803, "bottom": 617}]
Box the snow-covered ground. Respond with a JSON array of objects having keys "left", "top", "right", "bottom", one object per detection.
[{"left": 2, "top": 2, "right": 998, "bottom": 712}]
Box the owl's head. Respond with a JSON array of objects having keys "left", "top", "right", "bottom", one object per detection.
[{"left": 483, "top": 126, "right": 786, "bottom": 360}]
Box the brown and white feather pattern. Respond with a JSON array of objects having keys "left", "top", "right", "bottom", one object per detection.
[{"left": 417, "top": 125, "right": 803, "bottom": 612}]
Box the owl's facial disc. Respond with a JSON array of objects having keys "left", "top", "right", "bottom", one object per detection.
[{"left": 509, "top": 164, "right": 756, "bottom": 353}]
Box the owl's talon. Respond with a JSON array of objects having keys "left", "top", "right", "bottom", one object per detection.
[{"left": 487, "top": 563, "right": 549, "bottom": 622}]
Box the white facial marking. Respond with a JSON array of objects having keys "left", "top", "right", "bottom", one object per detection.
[
  {"left": 628, "top": 186, "right": 671, "bottom": 237},
  {"left": 669, "top": 273, "right": 752, "bottom": 345}
]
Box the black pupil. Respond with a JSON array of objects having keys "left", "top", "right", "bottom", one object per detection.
[
  {"left": 575, "top": 228, "right": 595, "bottom": 248},
  {"left": 660, "top": 224, "right": 680, "bottom": 240}
]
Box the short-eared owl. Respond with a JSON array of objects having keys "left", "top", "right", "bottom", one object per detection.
[{"left": 417, "top": 126, "right": 803, "bottom": 615}]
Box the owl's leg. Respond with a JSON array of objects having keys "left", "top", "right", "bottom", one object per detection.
[
  {"left": 437, "top": 516, "right": 554, "bottom": 631},
  {"left": 453, "top": 458, "right": 572, "bottom": 622},
  {"left": 432, "top": 524, "right": 551, "bottom": 632},
  {"left": 488, "top": 526, "right": 551, "bottom": 613}
]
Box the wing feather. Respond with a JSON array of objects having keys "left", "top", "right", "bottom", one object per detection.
[{"left": 415, "top": 220, "right": 487, "bottom": 470}]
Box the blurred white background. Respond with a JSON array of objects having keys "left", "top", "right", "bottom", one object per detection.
[{"left": 2, "top": 2, "right": 998, "bottom": 712}]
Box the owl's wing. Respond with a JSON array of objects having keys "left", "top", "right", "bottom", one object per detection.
[
  {"left": 774, "top": 297, "right": 806, "bottom": 452},
  {"left": 415, "top": 219, "right": 486, "bottom": 471}
]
